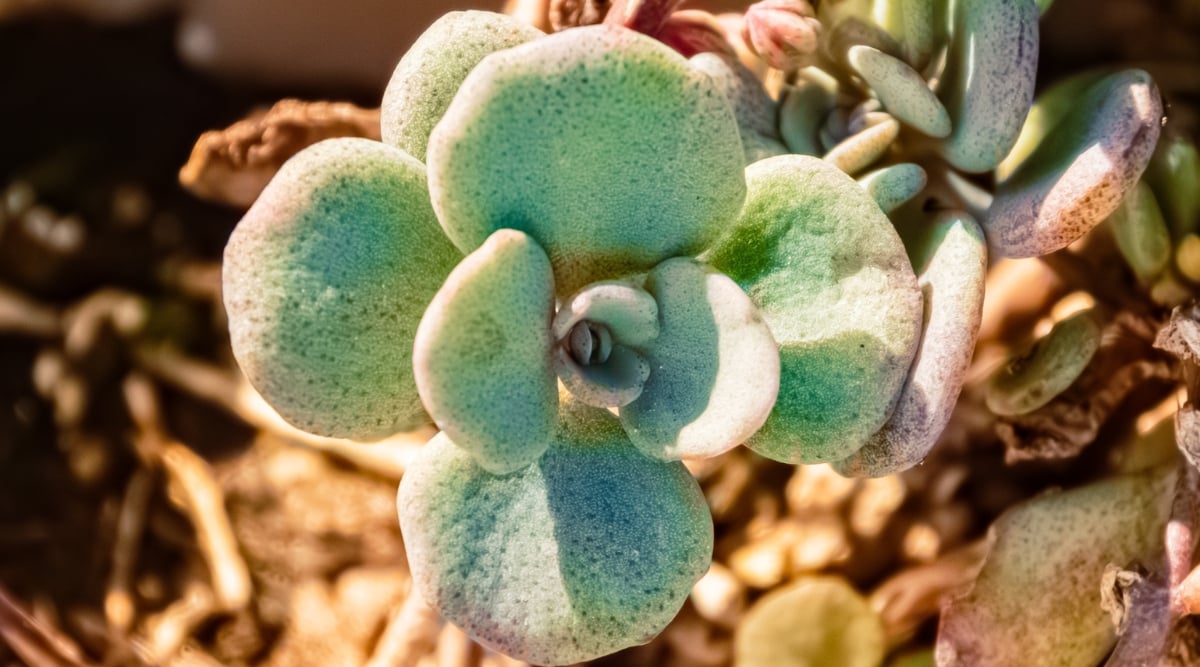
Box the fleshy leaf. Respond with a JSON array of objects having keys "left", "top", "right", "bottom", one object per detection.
[
  {"left": 555, "top": 342, "right": 651, "bottom": 408},
  {"left": 835, "top": 211, "right": 987, "bottom": 477},
  {"left": 847, "top": 45, "right": 950, "bottom": 138},
  {"left": 858, "top": 162, "right": 928, "bottom": 213},
  {"left": 995, "top": 69, "right": 1108, "bottom": 182},
  {"left": 823, "top": 113, "right": 901, "bottom": 176},
  {"left": 735, "top": 576, "right": 885, "bottom": 667},
  {"left": 413, "top": 229, "right": 558, "bottom": 474},
  {"left": 427, "top": 25, "right": 746, "bottom": 295},
  {"left": 380, "top": 11, "right": 542, "bottom": 161},
  {"left": 706, "top": 155, "right": 922, "bottom": 464},
  {"left": 937, "top": 0, "right": 1039, "bottom": 173},
  {"left": 619, "top": 258, "right": 780, "bottom": 460},
  {"left": 986, "top": 309, "right": 1101, "bottom": 418},
  {"left": 223, "top": 138, "right": 460, "bottom": 440},
  {"left": 900, "top": 0, "right": 937, "bottom": 68},
  {"left": 936, "top": 467, "right": 1178, "bottom": 667},
  {"left": 779, "top": 73, "right": 839, "bottom": 156},
  {"left": 553, "top": 280, "right": 660, "bottom": 349},
  {"left": 1109, "top": 180, "right": 1171, "bottom": 285},
  {"left": 690, "top": 52, "right": 789, "bottom": 164},
  {"left": 986, "top": 69, "right": 1163, "bottom": 258},
  {"left": 1144, "top": 134, "right": 1200, "bottom": 241},
  {"left": 398, "top": 404, "right": 713, "bottom": 666}
]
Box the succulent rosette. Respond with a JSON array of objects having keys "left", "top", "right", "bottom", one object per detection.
[{"left": 219, "top": 9, "right": 1009, "bottom": 665}]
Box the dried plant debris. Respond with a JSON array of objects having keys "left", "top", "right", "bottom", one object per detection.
[{"left": 179, "top": 100, "right": 381, "bottom": 208}]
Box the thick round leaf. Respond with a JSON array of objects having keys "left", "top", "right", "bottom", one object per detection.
[
  {"left": 936, "top": 467, "right": 1178, "bottom": 667},
  {"left": 937, "top": 0, "right": 1038, "bottom": 173},
  {"left": 427, "top": 25, "right": 746, "bottom": 294},
  {"left": 986, "top": 309, "right": 1101, "bottom": 417},
  {"left": 553, "top": 280, "right": 660, "bottom": 349},
  {"left": 689, "top": 52, "right": 789, "bottom": 165},
  {"left": 779, "top": 74, "right": 838, "bottom": 156},
  {"left": 223, "top": 138, "right": 460, "bottom": 440},
  {"left": 706, "top": 155, "right": 922, "bottom": 463},
  {"left": 1144, "top": 134, "right": 1200, "bottom": 240},
  {"left": 555, "top": 342, "right": 651, "bottom": 408},
  {"left": 848, "top": 45, "right": 950, "bottom": 138},
  {"left": 398, "top": 406, "right": 713, "bottom": 666},
  {"left": 414, "top": 229, "right": 558, "bottom": 474},
  {"left": 735, "top": 576, "right": 885, "bottom": 667},
  {"left": 619, "top": 259, "right": 780, "bottom": 460},
  {"left": 986, "top": 70, "right": 1163, "bottom": 258},
  {"left": 380, "top": 11, "right": 542, "bottom": 161},
  {"left": 995, "top": 69, "right": 1109, "bottom": 182},
  {"left": 836, "top": 211, "right": 986, "bottom": 477},
  {"left": 858, "top": 162, "right": 927, "bottom": 213},
  {"left": 823, "top": 114, "right": 901, "bottom": 176},
  {"left": 1109, "top": 180, "right": 1171, "bottom": 284}
]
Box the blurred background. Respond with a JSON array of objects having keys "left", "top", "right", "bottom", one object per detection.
[{"left": 0, "top": 1, "right": 1197, "bottom": 666}]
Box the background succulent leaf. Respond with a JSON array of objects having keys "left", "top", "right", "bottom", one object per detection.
[
  {"left": 1109, "top": 180, "right": 1171, "bottom": 285},
  {"left": 985, "top": 309, "right": 1101, "bottom": 417},
  {"left": 398, "top": 405, "right": 713, "bottom": 666},
  {"left": 618, "top": 258, "right": 780, "bottom": 460},
  {"left": 1143, "top": 134, "right": 1200, "bottom": 241},
  {"left": 836, "top": 210, "right": 987, "bottom": 477},
  {"left": 986, "top": 69, "right": 1163, "bottom": 258},
  {"left": 706, "top": 155, "right": 922, "bottom": 464},
  {"left": 223, "top": 138, "right": 460, "bottom": 440},
  {"left": 735, "top": 576, "right": 886, "bottom": 667},
  {"left": 823, "top": 113, "right": 901, "bottom": 175},
  {"left": 937, "top": 0, "right": 1039, "bottom": 174},
  {"left": 995, "top": 69, "right": 1109, "bottom": 182},
  {"left": 380, "top": 11, "right": 543, "bottom": 162},
  {"left": 427, "top": 25, "right": 747, "bottom": 295},
  {"left": 689, "top": 52, "right": 790, "bottom": 165},
  {"left": 848, "top": 45, "right": 950, "bottom": 138},
  {"left": 899, "top": 0, "right": 937, "bottom": 69},
  {"left": 858, "top": 162, "right": 928, "bottom": 213},
  {"left": 413, "top": 229, "right": 558, "bottom": 475},
  {"left": 779, "top": 73, "right": 840, "bottom": 156},
  {"left": 936, "top": 466, "right": 1179, "bottom": 667}
]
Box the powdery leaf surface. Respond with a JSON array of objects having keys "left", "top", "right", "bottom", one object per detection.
[
  {"left": 689, "top": 52, "right": 789, "bottom": 165},
  {"left": 398, "top": 405, "right": 713, "bottom": 666},
  {"left": 848, "top": 45, "right": 950, "bottom": 138},
  {"left": 936, "top": 467, "right": 1179, "bottom": 667},
  {"left": 619, "top": 258, "right": 780, "bottom": 461},
  {"left": 223, "top": 138, "right": 460, "bottom": 440},
  {"left": 986, "top": 70, "right": 1163, "bottom": 258},
  {"left": 858, "top": 162, "right": 928, "bottom": 214},
  {"left": 426, "top": 25, "right": 746, "bottom": 294},
  {"left": 735, "top": 576, "right": 885, "bottom": 667},
  {"left": 380, "top": 11, "right": 542, "bottom": 161},
  {"left": 706, "top": 155, "right": 921, "bottom": 464},
  {"left": 836, "top": 211, "right": 986, "bottom": 477},
  {"left": 937, "top": 0, "right": 1039, "bottom": 174},
  {"left": 413, "top": 229, "right": 558, "bottom": 475}
]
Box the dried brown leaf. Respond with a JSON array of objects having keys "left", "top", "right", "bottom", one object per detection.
[
  {"left": 548, "top": 0, "right": 609, "bottom": 31},
  {"left": 178, "top": 99, "right": 380, "bottom": 208}
]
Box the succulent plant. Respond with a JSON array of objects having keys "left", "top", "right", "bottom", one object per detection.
[{"left": 219, "top": 0, "right": 1182, "bottom": 663}]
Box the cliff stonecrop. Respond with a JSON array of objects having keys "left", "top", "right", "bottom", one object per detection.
[{"left": 221, "top": 1, "right": 1167, "bottom": 663}]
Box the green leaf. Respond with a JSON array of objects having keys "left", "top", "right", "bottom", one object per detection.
[
  {"left": 995, "top": 69, "right": 1109, "bottom": 182},
  {"left": 413, "top": 229, "right": 558, "bottom": 474},
  {"left": 857, "top": 163, "right": 927, "bottom": 213},
  {"left": 936, "top": 467, "right": 1179, "bottom": 667},
  {"left": 706, "top": 155, "right": 922, "bottom": 463},
  {"left": 223, "top": 138, "right": 460, "bottom": 440},
  {"left": 380, "top": 11, "right": 542, "bottom": 161},
  {"left": 1109, "top": 180, "right": 1171, "bottom": 285},
  {"left": 836, "top": 211, "right": 987, "bottom": 477},
  {"left": 619, "top": 258, "right": 780, "bottom": 460},
  {"left": 986, "top": 309, "right": 1101, "bottom": 417},
  {"left": 779, "top": 73, "right": 839, "bottom": 156},
  {"left": 937, "top": 0, "right": 1039, "bottom": 173},
  {"left": 986, "top": 70, "right": 1163, "bottom": 258},
  {"left": 427, "top": 25, "right": 746, "bottom": 295},
  {"left": 848, "top": 45, "right": 950, "bottom": 138},
  {"left": 1144, "top": 134, "right": 1200, "bottom": 241},
  {"left": 398, "top": 405, "right": 713, "bottom": 666},
  {"left": 690, "top": 52, "right": 789, "bottom": 165},
  {"left": 823, "top": 114, "right": 901, "bottom": 176},
  {"left": 735, "top": 576, "right": 885, "bottom": 667}
]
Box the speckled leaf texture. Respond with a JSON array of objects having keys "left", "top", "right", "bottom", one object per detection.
[
  {"left": 936, "top": 467, "right": 1179, "bottom": 667},
  {"left": 398, "top": 405, "right": 713, "bottom": 666},
  {"left": 689, "top": 52, "right": 790, "bottom": 165},
  {"left": 380, "top": 11, "right": 542, "bottom": 161},
  {"left": 413, "top": 229, "right": 558, "bottom": 474},
  {"left": 706, "top": 155, "right": 922, "bottom": 464},
  {"left": 426, "top": 25, "right": 747, "bottom": 295},
  {"left": 938, "top": 0, "right": 1039, "bottom": 174},
  {"left": 836, "top": 211, "right": 986, "bottom": 477},
  {"left": 987, "top": 70, "right": 1163, "bottom": 258},
  {"left": 847, "top": 45, "right": 950, "bottom": 138},
  {"left": 223, "top": 138, "right": 460, "bottom": 440},
  {"left": 858, "top": 163, "right": 927, "bottom": 213},
  {"left": 619, "top": 259, "right": 780, "bottom": 461},
  {"left": 995, "top": 69, "right": 1108, "bottom": 182}
]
